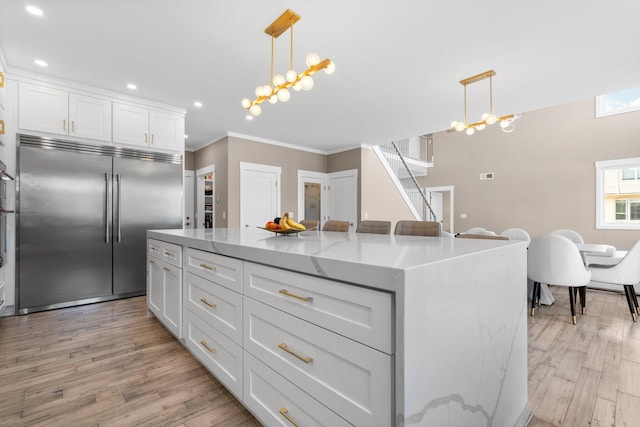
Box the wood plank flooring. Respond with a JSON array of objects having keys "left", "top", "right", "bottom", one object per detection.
[
  {"left": 0, "top": 287, "right": 638, "bottom": 426},
  {"left": 527, "top": 286, "right": 640, "bottom": 426},
  {"left": 0, "top": 297, "right": 260, "bottom": 427}
]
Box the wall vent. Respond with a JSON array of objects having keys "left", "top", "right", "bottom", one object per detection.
[{"left": 479, "top": 172, "right": 495, "bottom": 180}]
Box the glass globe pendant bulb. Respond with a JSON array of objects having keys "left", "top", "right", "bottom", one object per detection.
[
  {"left": 292, "top": 81, "right": 302, "bottom": 91},
  {"left": 305, "top": 53, "right": 320, "bottom": 67},
  {"left": 454, "top": 121, "right": 466, "bottom": 132},
  {"left": 255, "top": 86, "right": 264, "bottom": 97},
  {"left": 277, "top": 88, "right": 291, "bottom": 102},
  {"left": 249, "top": 104, "right": 262, "bottom": 117},
  {"left": 500, "top": 119, "right": 510, "bottom": 129},
  {"left": 476, "top": 124, "right": 486, "bottom": 131},
  {"left": 241, "top": 98, "right": 251, "bottom": 109},
  {"left": 324, "top": 61, "right": 336, "bottom": 74},
  {"left": 273, "top": 74, "right": 286, "bottom": 87},
  {"left": 485, "top": 113, "right": 497, "bottom": 125},
  {"left": 268, "top": 94, "right": 278, "bottom": 104},
  {"left": 451, "top": 121, "right": 458, "bottom": 129},
  {"left": 286, "top": 70, "right": 297, "bottom": 83},
  {"left": 465, "top": 127, "right": 475, "bottom": 135},
  {"left": 262, "top": 85, "right": 273, "bottom": 97},
  {"left": 300, "top": 75, "right": 314, "bottom": 91}
]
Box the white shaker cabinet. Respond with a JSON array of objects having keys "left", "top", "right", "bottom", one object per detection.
[
  {"left": 18, "top": 82, "right": 112, "bottom": 141},
  {"left": 113, "top": 102, "right": 184, "bottom": 152},
  {"left": 147, "top": 239, "right": 183, "bottom": 339}
]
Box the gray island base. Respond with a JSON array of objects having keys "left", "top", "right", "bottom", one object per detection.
[{"left": 147, "top": 228, "right": 529, "bottom": 427}]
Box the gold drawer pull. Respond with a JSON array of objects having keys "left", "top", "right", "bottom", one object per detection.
[
  {"left": 200, "top": 297, "right": 216, "bottom": 308},
  {"left": 0, "top": 71, "right": 4, "bottom": 88},
  {"left": 279, "top": 407, "right": 300, "bottom": 427},
  {"left": 163, "top": 267, "right": 173, "bottom": 273},
  {"left": 279, "top": 289, "right": 313, "bottom": 302},
  {"left": 148, "top": 259, "right": 156, "bottom": 265},
  {"left": 0, "top": 119, "right": 4, "bottom": 135},
  {"left": 279, "top": 343, "right": 313, "bottom": 363},
  {"left": 150, "top": 246, "right": 159, "bottom": 252},
  {"left": 200, "top": 263, "right": 216, "bottom": 271},
  {"left": 164, "top": 250, "right": 175, "bottom": 257},
  {"left": 200, "top": 340, "right": 216, "bottom": 353}
]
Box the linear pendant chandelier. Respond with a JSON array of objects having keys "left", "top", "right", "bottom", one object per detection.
[
  {"left": 241, "top": 9, "right": 335, "bottom": 117},
  {"left": 450, "top": 70, "right": 520, "bottom": 135}
]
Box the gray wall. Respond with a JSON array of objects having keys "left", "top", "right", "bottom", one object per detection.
[{"left": 424, "top": 97, "right": 640, "bottom": 250}]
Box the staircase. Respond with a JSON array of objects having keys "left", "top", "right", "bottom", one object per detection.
[{"left": 373, "top": 136, "right": 437, "bottom": 221}]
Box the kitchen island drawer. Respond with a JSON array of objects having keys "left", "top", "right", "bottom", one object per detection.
[
  {"left": 244, "top": 297, "right": 392, "bottom": 427},
  {"left": 148, "top": 238, "right": 182, "bottom": 267},
  {"left": 244, "top": 261, "right": 393, "bottom": 354},
  {"left": 186, "top": 248, "right": 243, "bottom": 292},
  {"left": 185, "top": 272, "right": 243, "bottom": 345},
  {"left": 184, "top": 310, "right": 243, "bottom": 399},
  {"left": 244, "top": 351, "right": 352, "bottom": 427}
]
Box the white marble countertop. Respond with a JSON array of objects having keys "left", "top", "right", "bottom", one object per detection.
[{"left": 148, "top": 228, "right": 527, "bottom": 292}]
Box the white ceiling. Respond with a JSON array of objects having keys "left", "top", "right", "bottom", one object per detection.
[{"left": 1, "top": 0, "right": 639, "bottom": 152}]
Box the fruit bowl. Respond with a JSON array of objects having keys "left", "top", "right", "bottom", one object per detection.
[{"left": 257, "top": 226, "right": 315, "bottom": 235}]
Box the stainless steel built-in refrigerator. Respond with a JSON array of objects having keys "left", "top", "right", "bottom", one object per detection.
[{"left": 17, "top": 135, "right": 182, "bottom": 314}]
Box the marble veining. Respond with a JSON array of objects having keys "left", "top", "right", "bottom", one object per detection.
[{"left": 149, "top": 228, "right": 529, "bottom": 427}]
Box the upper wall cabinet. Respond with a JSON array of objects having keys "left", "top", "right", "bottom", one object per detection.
[
  {"left": 113, "top": 102, "right": 184, "bottom": 152},
  {"left": 18, "top": 82, "right": 112, "bottom": 142},
  {"left": 0, "top": 62, "right": 5, "bottom": 145}
]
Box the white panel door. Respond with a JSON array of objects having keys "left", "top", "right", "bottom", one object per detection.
[
  {"left": 328, "top": 169, "right": 358, "bottom": 231},
  {"left": 297, "top": 170, "right": 327, "bottom": 228},
  {"left": 184, "top": 171, "right": 195, "bottom": 228},
  {"left": 240, "top": 162, "right": 281, "bottom": 228}
]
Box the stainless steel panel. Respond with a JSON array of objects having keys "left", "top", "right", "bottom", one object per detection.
[
  {"left": 112, "top": 157, "right": 182, "bottom": 295},
  {"left": 18, "top": 145, "right": 113, "bottom": 311}
]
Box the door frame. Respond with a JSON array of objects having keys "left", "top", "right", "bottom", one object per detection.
[
  {"left": 425, "top": 185, "right": 455, "bottom": 234},
  {"left": 196, "top": 164, "right": 215, "bottom": 228},
  {"left": 240, "top": 162, "right": 281, "bottom": 228},
  {"left": 184, "top": 170, "right": 195, "bottom": 229}
]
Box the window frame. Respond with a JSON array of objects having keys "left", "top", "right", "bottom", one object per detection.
[
  {"left": 596, "top": 157, "right": 640, "bottom": 229},
  {"left": 596, "top": 87, "right": 640, "bottom": 118}
]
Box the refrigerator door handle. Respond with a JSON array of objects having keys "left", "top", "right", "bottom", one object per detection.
[
  {"left": 116, "top": 174, "right": 122, "bottom": 243},
  {"left": 105, "top": 173, "right": 111, "bottom": 243}
]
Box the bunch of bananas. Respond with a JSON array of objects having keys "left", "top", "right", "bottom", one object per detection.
[{"left": 277, "top": 214, "right": 306, "bottom": 231}]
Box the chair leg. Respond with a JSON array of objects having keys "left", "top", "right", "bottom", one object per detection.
[
  {"left": 623, "top": 285, "right": 637, "bottom": 322},
  {"left": 568, "top": 286, "right": 577, "bottom": 325},
  {"left": 531, "top": 282, "right": 540, "bottom": 316},
  {"left": 631, "top": 286, "right": 640, "bottom": 315},
  {"left": 580, "top": 286, "right": 586, "bottom": 315},
  {"left": 537, "top": 283, "right": 541, "bottom": 307}
]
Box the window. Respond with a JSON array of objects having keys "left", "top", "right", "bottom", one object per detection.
[
  {"left": 596, "top": 158, "right": 640, "bottom": 229},
  {"left": 596, "top": 86, "right": 640, "bottom": 118}
]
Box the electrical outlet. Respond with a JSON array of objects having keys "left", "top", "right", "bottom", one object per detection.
[
  {"left": 479, "top": 172, "right": 495, "bottom": 180},
  {"left": 460, "top": 213, "right": 467, "bottom": 219}
]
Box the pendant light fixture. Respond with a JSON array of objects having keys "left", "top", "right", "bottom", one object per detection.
[
  {"left": 450, "top": 70, "right": 520, "bottom": 135},
  {"left": 241, "top": 9, "right": 335, "bottom": 117}
]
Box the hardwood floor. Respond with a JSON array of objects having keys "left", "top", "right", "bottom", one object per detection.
[
  {"left": 0, "top": 287, "right": 638, "bottom": 426},
  {"left": 0, "top": 297, "right": 260, "bottom": 427},
  {"left": 527, "top": 286, "right": 640, "bottom": 426}
]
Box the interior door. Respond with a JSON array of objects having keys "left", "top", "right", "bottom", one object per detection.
[
  {"left": 240, "top": 162, "right": 281, "bottom": 228},
  {"left": 297, "top": 171, "right": 327, "bottom": 228},
  {"left": 18, "top": 145, "right": 113, "bottom": 312},
  {"left": 113, "top": 157, "right": 182, "bottom": 295},
  {"left": 184, "top": 171, "right": 195, "bottom": 228},
  {"left": 328, "top": 169, "right": 358, "bottom": 230}
]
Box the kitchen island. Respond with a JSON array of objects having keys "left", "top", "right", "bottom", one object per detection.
[{"left": 147, "top": 228, "right": 529, "bottom": 427}]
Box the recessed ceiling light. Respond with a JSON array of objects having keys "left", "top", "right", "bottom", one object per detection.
[
  {"left": 127, "top": 83, "right": 137, "bottom": 90},
  {"left": 34, "top": 59, "right": 48, "bottom": 67},
  {"left": 193, "top": 101, "right": 203, "bottom": 108},
  {"left": 26, "top": 5, "right": 43, "bottom": 16},
  {"left": 184, "top": 134, "right": 189, "bottom": 139},
  {"left": 246, "top": 115, "right": 254, "bottom": 121}
]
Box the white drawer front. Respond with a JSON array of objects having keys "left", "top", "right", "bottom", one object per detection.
[
  {"left": 185, "top": 272, "right": 243, "bottom": 345},
  {"left": 244, "top": 351, "right": 352, "bottom": 427},
  {"left": 244, "top": 298, "right": 392, "bottom": 427},
  {"left": 244, "top": 262, "right": 393, "bottom": 354},
  {"left": 148, "top": 238, "right": 182, "bottom": 268},
  {"left": 186, "top": 248, "right": 243, "bottom": 292},
  {"left": 185, "top": 310, "right": 243, "bottom": 399}
]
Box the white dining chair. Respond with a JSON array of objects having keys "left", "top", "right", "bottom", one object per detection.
[
  {"left": 500, "top": 228, "right": 531, "bottom": 244},
  {"left": 464, "top": 227, "right": 497, "bottom": 236},
  {"left": 550, "top": 229, "right": 584, "bottom": 244},
  {"left": 528, "top": 234, "right": 592, "bottom": 324},
  {"left": 589, "top": 238, "right": 640, "bottom": 322}
]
